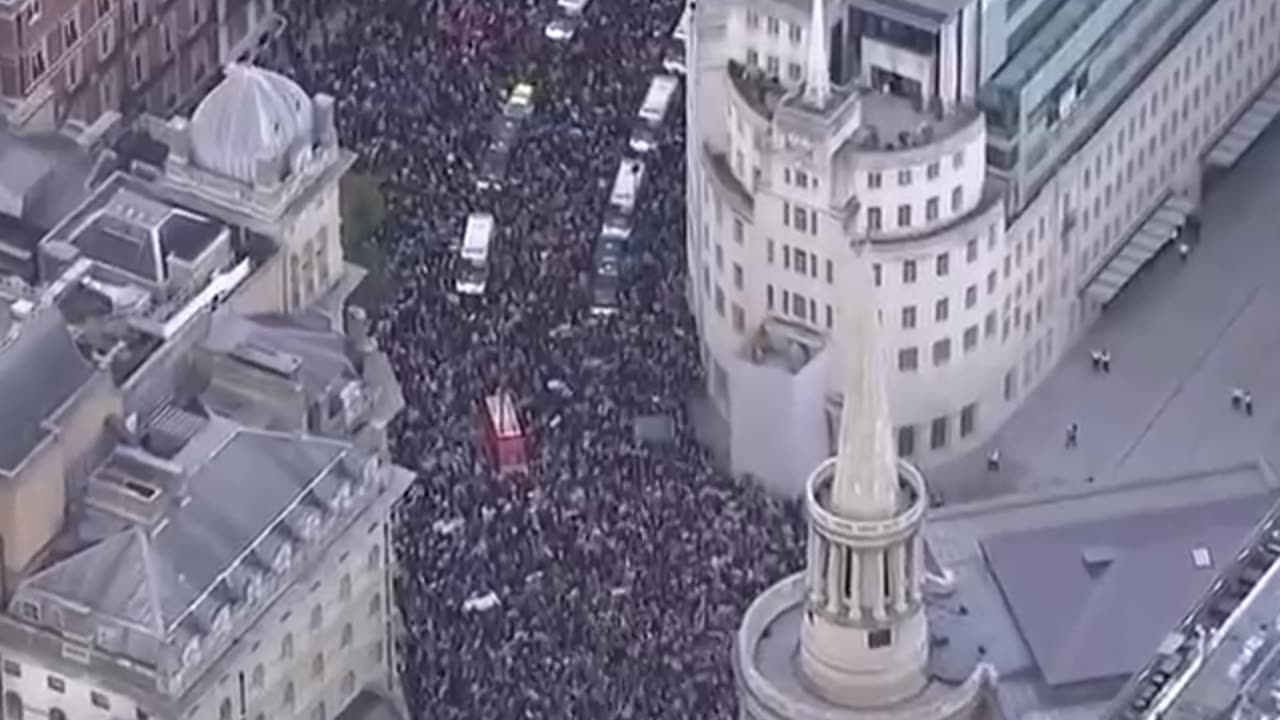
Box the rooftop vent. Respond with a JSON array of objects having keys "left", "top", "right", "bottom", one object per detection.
[
  {"left": 1192, "top": 546, "right": 1213, "bottom": 569},
  {"left": 1081, "top": 545, "right": 1117, "bottom": 571},
  {"left": 230, "top": 341, "right": 302, "bottom": 378}
]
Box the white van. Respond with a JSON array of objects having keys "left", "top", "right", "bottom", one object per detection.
[
  {"left": 609, "top": 158, "right": 646, "bottom": 214},
  {"left": 629, "top": 75, "right": 680, "bottom": 152}
]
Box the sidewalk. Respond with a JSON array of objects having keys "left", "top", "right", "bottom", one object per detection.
[{"left": 931, "top": 121, "right": 1280, "bottom": 504}]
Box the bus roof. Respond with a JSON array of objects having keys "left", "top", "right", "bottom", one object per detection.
[
  {"left": 461, "top": 213, "right": 494, "bottom": 260},
  {"left": 484, "top": 393, "right": 523, "bottom": 439},
  {"left": 638, "top": 75, "right": 679, "bottom": 122}
]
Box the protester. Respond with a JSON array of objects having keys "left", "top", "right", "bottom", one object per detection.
[{"left": 271, "top": 0, "right": 808, "bottom": 717}]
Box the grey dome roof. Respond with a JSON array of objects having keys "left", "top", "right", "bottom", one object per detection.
[{"left": 190, "top": 64, "right": 314, "bottom": 184}]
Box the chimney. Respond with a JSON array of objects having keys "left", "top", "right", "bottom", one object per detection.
[
  {"left": 345, "top": 305, "right": 376, "bottom": 358},
  {"left": 313, "top": 93, "right": 337, "bottom": 148},
  {"left": 167, "top": 117, "right": 191, "bottom": 163},
  {"left": 254, "top": 155, "right": 283, "bottom": 190}
]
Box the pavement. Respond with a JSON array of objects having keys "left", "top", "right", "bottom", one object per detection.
[{"left": 931, "top": 119, "right": 1280, "bottom": 504}]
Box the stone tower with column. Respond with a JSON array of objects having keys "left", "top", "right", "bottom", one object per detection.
[{"left": 732, "top": 242, "right": 995, "bottom": 720}]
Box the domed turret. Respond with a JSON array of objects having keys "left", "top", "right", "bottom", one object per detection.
[{"left": 189, "top": 64, "right": 315, "bottom": 184}]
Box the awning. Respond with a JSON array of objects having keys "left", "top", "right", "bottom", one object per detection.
[
  {"left": 1085, "top": 194, "right": 1195, "bottom": 305},
  {"left": 1207, "top": 71, "right": 1280, "bottom": 168}
]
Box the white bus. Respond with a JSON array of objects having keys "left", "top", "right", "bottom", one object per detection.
[
  {"left": 455, "top": 213, "right": 495, "bottom": 295},
  {"left": 672, "top": 3, "right": 691, "bottom": 44},
  {"left": 662, "top": 4, "right": 691, "bottom": 74},
  {"left": 609, "top": 158, "right": 646, "bottom": 214},
  {"left": 630, "top": 75, "right": 680, "bottom": 152}
]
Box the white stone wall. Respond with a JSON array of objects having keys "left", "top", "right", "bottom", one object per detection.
[
  {"left": 691, "top": 0, "right": 1280, "bottom": 484},
  {"left": 1, "top": 658, "right": 142, "bottom": 719}
]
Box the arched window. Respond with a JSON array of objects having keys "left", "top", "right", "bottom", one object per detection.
[
  {"left": 339, "top": 574, "right": 352, "bottom": 601},
  {"left": 280, "top": 633, "right": 294, "bottom": 660},
  {"left": 341, "top": 671, "right": 355, "bottom": 696},
  {"left": 311, "top": 652, "right": 324, "bottom": 678},
  {"left": 252, "top": 663, "right": 264, "bottom": 689},
  {"left": 312, "top": 701, "right": 326, "bottom": 720},
  {"left": 282, "top": 681, "right": 295, "bottom": 708},
  {"left": 340, "top": 623, "right": 353, "bottom": 648},
  {"left": 218, "top": 698, "right": 232, "bottom": 720},
  {"left": 369, "top": 593, "right": 381, "bottom": 618},
  {"left": 4, "top": 691, "right": 22, "bottom": 719},
  {"left": 48, "top": 710, "right": 64, "bottom": 720}
]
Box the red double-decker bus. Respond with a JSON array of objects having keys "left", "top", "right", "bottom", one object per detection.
[{"left": 478, "top": 391, "right": 529, "bottom": 478}]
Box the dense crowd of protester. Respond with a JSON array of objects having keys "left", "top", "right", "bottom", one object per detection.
[{"left": 273, "top": 0, "right": 807, "bottom": 716}]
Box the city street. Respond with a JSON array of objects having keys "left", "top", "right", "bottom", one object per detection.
[{"left": 933, "top": 121, "right": 1280, "bottom": 503}]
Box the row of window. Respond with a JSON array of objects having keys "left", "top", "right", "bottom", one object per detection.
[
  {"left": 896, "top": 403, "right": 979, "bottom": 456},
  {"left": 864, "top": 151, "right": 965, "bottom": 190},
  {"left": 865, "top": 186, "right": 965, "bottom": 232},
  {"left": 743, "top": 10, "right": 804, "bottom": 44}
]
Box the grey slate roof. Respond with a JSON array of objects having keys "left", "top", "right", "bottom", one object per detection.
[
  {"left": 0, "top": 307, "right": 95, "bottom": 475},
  {"left": 334, "top": 690, "right": 404, "bottom": 720},
  {"left": 22, "top": 426, "right": 351, "bottom": 635},
  {"left": 205, "top": 312, "right": 357, "bottom": 398},
  {"left": 982, "top": 495, "right": 1266, "bottom": 687}
]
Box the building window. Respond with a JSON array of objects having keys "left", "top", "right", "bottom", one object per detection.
[
  {"left": 3, "top": 691, "right": 20, "bottom": 719},
  {"left": 370, "top": 593, "right": 382, "bottom": 618},
  {"left": 901, "top": 306, "right": 916, "bottom": 329},
  {"left": 794, "top": 252, "right": 807, "bottom": 275},
  {"left": 341, "top": 623, "right": 354, "bottom": 648},
  {"left": 960, "top": 403, "right": 977, "bottom": 437},
  {"left": 733, "top": 217, "right": 744, "bottom": 244},
  {"left": 966, "top": 238, "right": 978, "bottom": 263},
  {"left": 867, "top": 171, "right": 882, "bottom": 188},
  {"left": 963, "top": 325, "right": 978, "bottom": 351},
  {"left": 897, "top": 204, "right": 912, "bottom": 227},
  {"left": 732, "top": 304, "right": 745, "bottom": 332},
  {"left": 29, "top": 45, "right": 48, "bottom": 81},
  {"left": 934, "top": 298, "right": 949, "bottom": 322},
  {"left": 898, "top": 168, "right": 912, "bottom": 186},
  {"left": 63, "top": 14, "right": 80, "bottom": 46},
  {"left": 951, "top": 186, "right": 963, "bottom": 212},
  {"left": 219, "top": 699, "right": 231, "bottom": 720},
  {"left": 794, "top": 207, "right": 808, "bottom": 232},
  {"left": 867, "top": 206, "right": 882, "bottom": 231},
  {"left": 129, "top": 0, "right": 140, "bottom": 26},
  {"left": 2, "top": 661, "right": 19, "bottom": 678},
  {"left": 925, "top": 197, "right": 939, "bottom": 221},
  {"left": 161, "top": 21, "right": 173, "bottom": 56},
  {"left": 339, "top": 574, "right": 352, "bottom": 601},
  {"left": 897, "top": 347, "right": 918, "bottom": 372},
  {"left": 926, "top": 161, "right": 940, "bottom": 179},
  {"left": 46, "top": 676, "right": 65, "bottom": 693},
  {"left": 1004, "top": 369, "right": 1017, "bottom": 401},
  {"left": 935, "top": 252, "right": 949, "bottom": 277},
  {"left": 932, "top": 338, "right": 951, "bottom": 365},
  {"left": 131, "top": 52, "right": 144, "bottom": 86},
  {"left": 252, "top": 664, "right": 264, "bottom": 689},
  {"left": 281, "top": 634, "right": 294, "bottom": 660},
  {"left": 97, "top": 0, "right": 110, "bottom": 16},
  {"left": 902, "top": 260, "right": 916, "bottom": 284},
  {"left": 342, "top": 671, "right": 356, "bottom": 696},
  {"left": 965, "top": 285, "right": 977, "bottom": 308},
  {"left": 930, "top": 417, "right": 948, "bottom": 450},
  {"left": 312, "top": 653, "right": 325, "bottom": 678},
  {"left": 952, "top": 150, "right": 964, "bottom": 168},
  {"left": 283, "top": 682, "right": 295, "bottom": 709},
  {"left": 310, "top": 605, "right": 322, "bottom": 630},
  {"left": 896, "top": 426, "right": 915, "bottom": 457}
]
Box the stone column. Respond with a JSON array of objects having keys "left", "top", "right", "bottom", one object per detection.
[
  {"left": 890, "top": 544, "right": 908, "bottom": 613},
  {"left": 826, "top": 543, "right": 843, "bottom": 615},
  {"left": 870, "top": 550, "right": 887, "bottom": 620}
]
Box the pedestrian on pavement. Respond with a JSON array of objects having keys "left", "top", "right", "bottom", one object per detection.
[
  {"left": 1066, "top": 422, "right": 1079, "bottom": 448},
  {"left": 1100, "top": 350, "right": 1111, "bottom": 373},
  {"left": 1245, "top": 391, "right": 1255, "bottom": 416},
  {"left": 1178, "top": 241, "right": 1190, "bottom": 261},
  {"left": 1090, "top": 349, "right": 1101, "bottom": 371},
  {"left": 1233, "top": 387, "right": 1245, "bottom": 409},
  {"left": 987, "top": 448, "right": 1001, "bottom": 472}
]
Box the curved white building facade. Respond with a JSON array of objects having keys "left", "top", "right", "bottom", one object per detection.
[{"left": 689, "top": 0, "right": 1280, "bottom": 491}]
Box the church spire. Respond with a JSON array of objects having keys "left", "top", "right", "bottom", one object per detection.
[
  {"left": 804, "top": 0, "right": 831, "bottom": 108},
  {"left": 830, "top": 243, "right": 899, "bottom": 520}
]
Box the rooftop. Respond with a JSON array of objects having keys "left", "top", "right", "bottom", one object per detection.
[
  {"left": 931, "top": 122, "right": 1280, "bottom": 503},
  {"left": 846, "top": 0, "right": 971, "bottom": 30},
  {"left": 926, "top": 461, "right": 1280, "bottom": 719}
]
